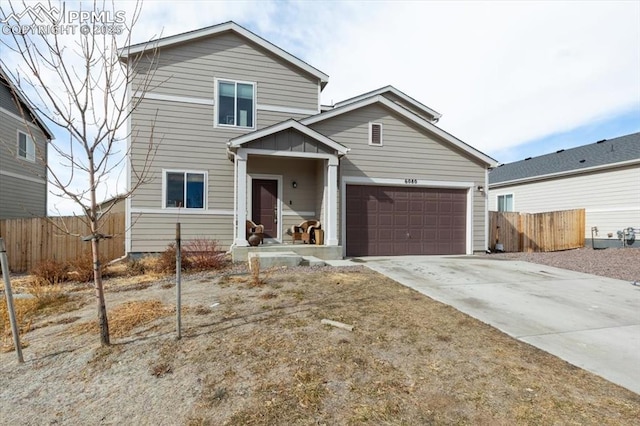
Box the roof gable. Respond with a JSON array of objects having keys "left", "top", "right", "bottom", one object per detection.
[
  {"left": 228, "top": 119, "right": 349, "bottom": 156},
  {"left": 331, "top": 85, "right": 442, "bottom": 123},
  {"left": 303, "top": 95, "right": 496, "bottom": 167},
  {"left": 119, "top": 21, "right": 329, "bottom": 88},
  {"left": 489, "top": 132, "right": 640, "bottom": 186},
  {"left": 0, "top": 65, "right": 54, "bottom": 139}
]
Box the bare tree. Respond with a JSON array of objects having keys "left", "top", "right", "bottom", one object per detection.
[{"left": 1, "top": 1, "right": 161, "bottom": 345}]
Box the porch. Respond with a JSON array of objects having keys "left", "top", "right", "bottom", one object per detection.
[
  {"left": 231, "top": 243, "right": 343, "bottom": 262},
  {"left": 227, "top": 119, "right": 348, "bottom": 254}
]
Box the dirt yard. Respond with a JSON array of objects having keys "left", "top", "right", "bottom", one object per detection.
[{"left": 1, "top": 251, "right": 639, "bottom": 425}]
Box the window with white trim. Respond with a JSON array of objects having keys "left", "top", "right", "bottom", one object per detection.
[
  {"left": 165, "top": 171, "right": 206, "bottom": 209},
  {"left": 497, "top": 194, "right": 514, "bottom": 212},
  {"left": 216, "top": 79, "right": 255, "bottom": 128},
  {"left": 369, "top": 122, "right": 382, "bottom": 146},
  {"left": 17, "top": 131, "right": 35, "bottom": 161}
]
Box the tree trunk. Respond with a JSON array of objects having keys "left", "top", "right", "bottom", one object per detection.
[{"left": 91, "top": 236, "right": 110, "bottom": 346}]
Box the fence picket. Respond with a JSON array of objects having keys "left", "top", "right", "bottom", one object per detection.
[
  {"left": 489, "top": 209, "right": 585, "bottom": 253},
  {"left": 0, "top": 213, "right": 125, "bottom": 273}
]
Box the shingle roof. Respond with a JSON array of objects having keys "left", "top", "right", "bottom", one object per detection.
[{"left": 489, "top": 132, "right": 640, "bottom": 185}]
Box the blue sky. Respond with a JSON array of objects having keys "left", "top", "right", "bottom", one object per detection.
[{"left": 1, "top": 0, "right": 639, "bottom": 214}]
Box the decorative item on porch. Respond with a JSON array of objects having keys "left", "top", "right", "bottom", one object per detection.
[
  {"left": 290, "top": 220, "right": 321, "bottom": 244},
  {"left": 246, "top": 220, "right": 264, "bottom": 246}
]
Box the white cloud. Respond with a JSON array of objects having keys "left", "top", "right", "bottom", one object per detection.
[{"left": 2, "top": 0, "right": 638, "bottom": 215}]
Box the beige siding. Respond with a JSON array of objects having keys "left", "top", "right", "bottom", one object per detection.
[
  {"left": 0, "top": 106, "right": 48, "bottom": 219},
  {"left": 310, "top": 103, "right": 488, "bottom": 252},
  {"left": 489, "top": 165, "right": 640, "bottom": 240},
  {"left": 129, "top": 213, "right": 234, "bottom": 253},
  {"left": 131, "top": 32, "right": 319, "bottom": 111},
  {"left": 127, "top": 31, "right": 324, "bottom": 252}
]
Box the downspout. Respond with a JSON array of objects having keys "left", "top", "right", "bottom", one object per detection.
[{"left": 229, "top": 148, "right": 238, "bottom": 249}]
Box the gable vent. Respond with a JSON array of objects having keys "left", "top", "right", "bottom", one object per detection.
[{"left": 370, "top": 123, "right": 382, "bottom": 146}]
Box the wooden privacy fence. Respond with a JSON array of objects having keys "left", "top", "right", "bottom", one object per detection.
[
  {"left": 0, "top": 213, "right": 125, "bottom": 273},
  {"left": 490, "top": 209, "right": 585, "bottom": 252}
]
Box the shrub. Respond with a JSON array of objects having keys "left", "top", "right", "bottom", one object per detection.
[
  {"left": 183, "top": 238, "right": 227, "bottom": 271},
  {"left": 155, "top": 243, "right": 191, "bottom": 274},
  {"left": 68, "top": 250, "right": 108, "bottom": 283},
  {"left": 31, "top": 258, "right": 70, "bottom": 286}
]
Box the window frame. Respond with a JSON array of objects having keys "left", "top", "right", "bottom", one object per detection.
[
  {"left": 17, "top": 130, "right": 36, "bottom": 162},
  {"left": 214, "top": 77, "right": 256, "bottom": 130},
  {"left": 497, "top": 193, "right": 514, "bottom": 212},
  {"left": 162, "top": 169, "right": 208, "bottom": 210},
  {"left": 369, "top": 122, "right": 383, "bottom": 146}
]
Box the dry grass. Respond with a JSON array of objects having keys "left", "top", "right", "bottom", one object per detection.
[
  {"left": 0, "top": 279, "right": 76, "bottom": 351},
  {"left": 71, "top": 299, "right": 173, "bottom": 338},
  {"left": 2, "top": 267, "right": 639, "bottom": 425}
]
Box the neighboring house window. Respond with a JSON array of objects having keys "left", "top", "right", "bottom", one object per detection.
[
  {"left": 497, "top": 194, "right": 514, "bottom": 212},
  {"left": 165, "top": 171, "right": 206, "bottom": 209},
  {"left": 17, "top": 131, "right": 35, "bottom": 162},
  {"left": 216, "top": 79, "right": 255, "bottom": 128},
  {"left": 369, "top": 122, "right": 383, "bottom": 146}
]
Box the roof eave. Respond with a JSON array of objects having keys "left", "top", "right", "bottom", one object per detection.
[
  {"left": 489, "top": 158, "right": 640, "bottom": 188},
  {"left": 0, "top": 66, "right": 54, "bottom": 140},
  {"left": 303, "top": 95, "right": 496, "bottom": 167},
  {"left": 118, "top": 21, "right": 329, "bottom": 85}
]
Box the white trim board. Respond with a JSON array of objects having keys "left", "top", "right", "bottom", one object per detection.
[
  {"left": 0, "top": 169, "right": 46, "bottom": 185},
  {"left": 130, "top": 208, "right": 234, "bottom": 216}
]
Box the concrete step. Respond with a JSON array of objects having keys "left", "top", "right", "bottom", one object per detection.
[
  {"left": 248, "top": 251, "right": 302, "bottom": 270},
  {"left": 300, "top": 256, "right": 326, "bottom": 267}
]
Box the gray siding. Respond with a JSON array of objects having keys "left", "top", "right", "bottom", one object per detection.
[
  {"left": 0, "top": 95, "right": 48, "bottom": 219},
  {"left": 0, "top": 80, "right": 21, "bottom": 115},
  {"left": 0, "top": 171, "right": 46, "bottom": 218},
  {"left": 309, "top": 103, "right": 488, "bottom": 252}
]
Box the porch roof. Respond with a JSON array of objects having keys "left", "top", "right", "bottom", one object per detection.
[{"left": 227, "top": 119, "right": 349, "bottom": 156}]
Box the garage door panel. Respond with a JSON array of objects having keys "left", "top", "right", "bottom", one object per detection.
[{"left": 346, "top": 185, "right": 467, "bottom": 257}]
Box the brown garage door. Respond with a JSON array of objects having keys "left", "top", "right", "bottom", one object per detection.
[{"left": 345, "top": 185, "right": 467, "bottom": 257}]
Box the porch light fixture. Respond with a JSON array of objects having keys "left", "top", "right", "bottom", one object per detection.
[
  {"left": 292, "top": 181, "right": 297, "bottom": 188},
  {"left": 477, "top": 185, "right": 484, "bottom": 192}
]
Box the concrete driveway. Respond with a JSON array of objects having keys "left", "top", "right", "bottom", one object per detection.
[{"left": 357, "top": 255, "right": 640, "bottom": 394}]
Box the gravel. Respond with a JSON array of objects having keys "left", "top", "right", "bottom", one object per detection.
[{"left": 482, "top": 247, "right": 640, "bottom": 282}]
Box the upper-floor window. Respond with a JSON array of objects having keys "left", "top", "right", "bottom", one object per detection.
[
  {"left": 17, "top": 131, "right": 35, "bottom": 162},
  {"left": 164, "top": 170, "right": 206, "bottom": 209},
  {"left": 216, "top": 79, "right": 255, "bottom": 128},
  {"left": 369, "top": 122, "right": 383, "bottom": 146},
  {"left": 497, "top": 194, "right": 514, "bottom": 212}
]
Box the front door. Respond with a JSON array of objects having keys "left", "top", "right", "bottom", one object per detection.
[{"left": 252, "top": 179, "right": 278, "bottom": 239}]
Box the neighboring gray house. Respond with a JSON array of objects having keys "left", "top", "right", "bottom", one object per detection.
[
  {"left": 0, "top": 65, "right": 53, "bottom": 219},
  {"left": 120, "top": 21, "right": 497, "bottom": 259},
  {"left": 489, "top": 133, "right": 640, "bottom": 248}
]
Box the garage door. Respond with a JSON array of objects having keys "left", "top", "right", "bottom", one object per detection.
[{"left": 345, "top": 185, "right": 467, "bottom": 257}]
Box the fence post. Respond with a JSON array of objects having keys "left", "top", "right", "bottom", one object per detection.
[
  {"left": 0, "top": 238, "right": 24, "bottom": 363},
  {"left": 175, "top": 222, "right": 182, "bottom": 340}
]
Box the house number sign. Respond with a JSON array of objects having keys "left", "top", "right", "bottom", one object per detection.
[{"left": 404, "top": 178, "right": 418, "bottom": 184}]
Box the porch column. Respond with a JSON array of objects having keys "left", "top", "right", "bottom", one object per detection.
[
  {"left": 326, "top": 158, "right": 339, "bottom": 246},
  {"left": 234, "top": 150, "right": 249, "bottom": 246}
]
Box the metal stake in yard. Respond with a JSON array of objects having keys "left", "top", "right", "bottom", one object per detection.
[
  {"left": 0, "top": 238, "right": 24, "bottom": 363},
  {"left": 176, "top": 222, "right": 182, "bottom": 339}
]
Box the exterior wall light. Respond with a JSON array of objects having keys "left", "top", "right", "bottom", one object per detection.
[{"left": 292, "top": 181, "right": 297, "bottom": 188}]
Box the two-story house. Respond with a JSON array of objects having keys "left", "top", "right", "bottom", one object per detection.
[
  {"left": 120, "top": 22, "right": 497, "bottom": 259},
  {"left": 0, "top": 65, "right": 52, "bottom": 219}
]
